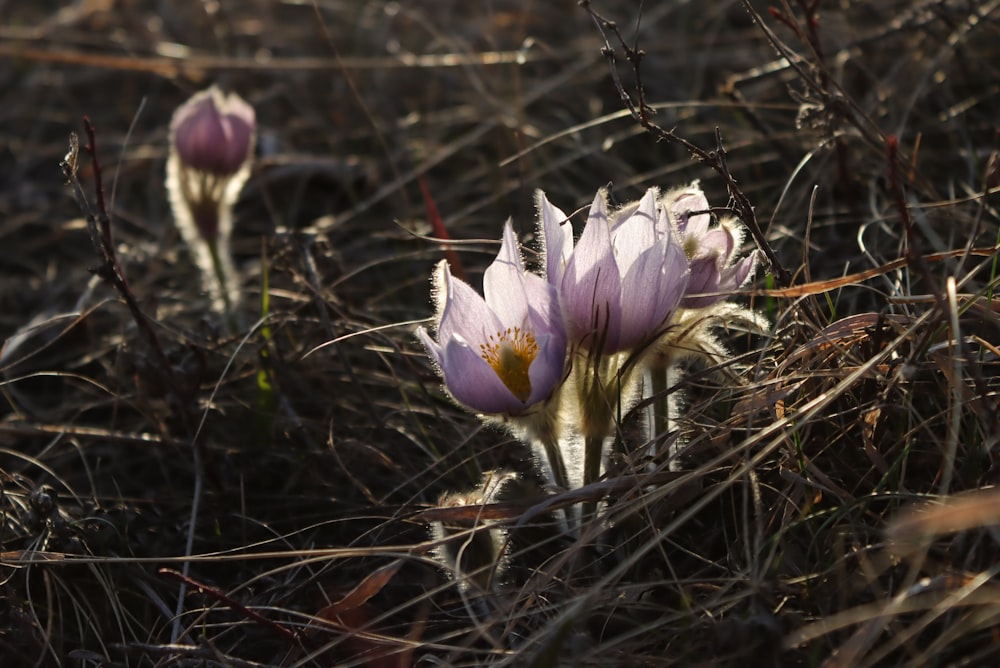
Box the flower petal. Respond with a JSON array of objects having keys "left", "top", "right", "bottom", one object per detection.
[
  {"left": 416, "top": 325, "right": 444, "bottom": 368},
  {"left": 436, "top": 261, "right": 503, "bottom": 351},
  {"left": 611, "top": 188, "right": 659, "bottom": 276},
  {"left": 681, "top": 255, "right": 723, "bottom": 308},
  {"left": 608, "top": 186, "right": 658, "bottom": 230},
  {"left": 667, "top": 184, "right": 710, "bottom": 237},
  {"left": 619, "top": 240, "right": 689, "bottom": 349},
  {"left": 698, "top": 228, "right": 734, "bottom": 264},
  {"left": 483, "top": 221, "right": 529, "bottom": 326},
  {"left": 536, "top": 190, "right": 574, "bottom": 286},
  {"left": 522, "top": 272, "right": 561, "bottom": 332},
  {"left": 438, "top": 335, "right": 523, "bottom": 414},
  {"left": 171, "top": 87, "right": 256, "bottom": 176},
  {"left": 561, "top": 191, "right": 623, "bottom": 350},
  {"left": 526, "top": 331, "right": 566, "bottom": 405},
  {"left": 719, "top": 250, "right": 759, "bottom": 291}
]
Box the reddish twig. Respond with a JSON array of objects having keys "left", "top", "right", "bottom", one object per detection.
[
  {"left": 418, "top": 176, "right": 467, "bottom": 282},
  {"left": 159, "top": 568, "right": 303, "bottom": 646}
]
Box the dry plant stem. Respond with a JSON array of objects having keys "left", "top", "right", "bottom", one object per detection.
[
  {"left": 62, "top": 120, "right": 217, "bottom": 644},
  {"left": 768, "top": 1, "right": 856, "bottom": 202},
  {"left": 941, "top": 278, "right": 963, "bottom": 495},
  {"left": 206, "top": 237, "right": 238, "bottom": 333},
  {"left": 737, "top": 0, "right": 886, "bottom": 153},
  {"left": 886, "top": 136, "right": 1000, "bottom": 471},
  {"left": 159, "top": 568, "right": 302, "bottom": 648},
  {"left": 579, "top": 0, "right": 791, "bottom": 288},
  {"left": 61, "top": 121, "right": 205, "bottom": 459}
]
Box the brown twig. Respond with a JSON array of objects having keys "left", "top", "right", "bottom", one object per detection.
[{"left": 578, "top": 0, "right": 792, "bottom": 288}]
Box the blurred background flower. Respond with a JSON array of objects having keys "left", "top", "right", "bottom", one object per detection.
[{"left": 165, "top": 86, "right": 256, "bottom": 328}]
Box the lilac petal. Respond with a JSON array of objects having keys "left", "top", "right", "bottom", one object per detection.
[
  {"left": 619, "top": 241, "right": 689, "bottom": 349},
  {"left": 416, "top": 326, "right": 445, "bottom": 368},
  {"left": 522, "top": 272, "right": 561, "bottom": 333},
  {"left": 526, "top": 331, "right": 566, "bottom": 405},
  {"left": 483, "top": 221, "right": 529, "bottom": 325},
  {"left": 681, "top": 255, "right": 723, "bottom": 308},
  {"left": 608, "top": 185, "right": 656, "bottom": 229},
  {"left": 561, "top": 191, "right": 623, "bottom": 349},
  {"left": 670, "top": 187, "right": 711, "bottom": 237},
  {"left": 652, "top": 203, "right": 676, "bottom": 246},
  {"left": 436, "top": 262, "right": 503, "bottom": 351},
  {"left": 439, "top": 336, "right": 522, "bottom": 414},
  {"left": 536, "top": 191, "right": 574, "bottom": 286},
  {"left": 172, "top": 87, "right": 255, "bottom": 176},
  {"left": 523, "top": 279, "right": 566, "bottom": 372},
  {"left": 611, "top": 188, "right": 659, "bottom": 274},
  {"left": 219, "top": 94, "right": 255, "bottom": 168},
  {"left": 609, "top": 200, "right": 640, "bottom": 229},
  {"left": 719, "top": 251, "right": 759, "bottom": 291},
  {"left": 699, "top": 228, "right": 735, "bottom": 263}
]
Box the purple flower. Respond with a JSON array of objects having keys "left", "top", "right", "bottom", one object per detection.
[
  {"left": 165, "top": 86, "right": 256, "bottom": 323},
  {"left": 664, "top": 184, "right": 758, "bottom": 309},
  {"left": 417, "top": 222, "right": 567, "bottom": 416},
  {"left": 170, "top": 86, "right": 255, "bottom": 177},
  {"left": 539, "top": 188, "right": 690, "bottom": 354},
  {"left": 167, "top": 86, "right": 256, "bottom": 245}
]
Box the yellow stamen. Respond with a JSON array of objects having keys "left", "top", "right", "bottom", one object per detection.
[{"left": 479, "top": 326, "right": 539, "bottom": 402}]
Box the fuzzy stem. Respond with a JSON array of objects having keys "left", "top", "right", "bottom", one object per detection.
[
  {"left": 206, "top": 237, "right": 238, "bottom": 334},
  {"left": 578, "top": 356, "right": 616, "bottom": 526},
  {"left": 546, "top": 435, "right": 575, "bottom": 533},
  {"left": 583, "top": 420, "right": 604, "bottom": 489},
  {"left": 581, "top": 432, "right": 605, "bottom": 526},
  {"left": 649, "top": 366, "right": 670, "bottom": 457},
  {"left": 538, "top": 430, "right": 570, "bottom": 493}
]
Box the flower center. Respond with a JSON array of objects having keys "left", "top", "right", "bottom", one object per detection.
[{"left": 479, "top": 327, "right": 539, "bottom": 402}]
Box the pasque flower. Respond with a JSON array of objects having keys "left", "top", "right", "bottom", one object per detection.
[
  {"left": 166, "top": 86, "right": 255, "bottom": 327},
  {"left": 539, "top": 187, "right": 690, "bottom": 354},
  {"left": 665, "top": 183, "right": 758, "bottom": 309},
  {"left": 420, "top": 183, "right": 767, "bottom": 530},
  {"left": 167, "top": 86, "right": 255, "bottom": 242},
  {"left": 417, "top": 222, "right": 567, "bottom": 417}
]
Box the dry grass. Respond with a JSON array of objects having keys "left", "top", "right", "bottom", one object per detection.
[{"left": 1, "top": 1, "right": 999, "bottom": 666}]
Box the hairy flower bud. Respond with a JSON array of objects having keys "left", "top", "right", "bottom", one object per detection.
[
  {"left": 663, "top": 183, "right": 759, "bottom": 309},
  {"left": 171, "top": 87, "right": 255, "bottom": 178},
  {"left": 165, "top": 86, "right": 255, "bottom": 325}
]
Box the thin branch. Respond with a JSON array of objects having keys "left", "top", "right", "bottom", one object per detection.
[
  {"left": 159, "top": 568, "right": 303, "bottom": 646},
  {"left": 61, "top": 121, "right": 214, "bottom": 471},
  {"left": 579, "top": 0, "right": 792, "bottom": 288}
]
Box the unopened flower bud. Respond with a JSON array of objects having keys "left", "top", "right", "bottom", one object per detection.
[
  {"left": 170, "top": 87, "right": 255, "bottom": 177},
  {"left": 165, "top": 86, "right": 255, "bottom": 325}
]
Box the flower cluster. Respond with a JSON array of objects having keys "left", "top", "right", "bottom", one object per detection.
[{"left": 418, "top": 182, "right": 762, "bottom": 498}]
